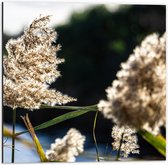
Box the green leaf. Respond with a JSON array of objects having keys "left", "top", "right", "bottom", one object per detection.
[
  {"left": 20, "top": 114, "right": 48, "bottom": 162},
  {"left": 33, "top": 135, "right": 48, "bottom": 162},
  {"left": 16, "top": 109, "right": 92, "bottom": 136},
  {"left": 139, "top": 130, "right": 166, "bottom": 157}
]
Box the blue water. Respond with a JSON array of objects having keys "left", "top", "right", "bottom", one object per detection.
[{"left": 3, "top": 124, "right": 143, "bottom": 163}]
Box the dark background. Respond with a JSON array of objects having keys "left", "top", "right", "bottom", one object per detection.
[{"left": 3, "top": 5, "right": 166, "bottom": 160}]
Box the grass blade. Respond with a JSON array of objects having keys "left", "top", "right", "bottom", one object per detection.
[
  {"left": 21, "top": 114, "right": 48, "bottom": 162},
  {"left": 40, "top": 104, "right": 97, "bottom": 111},
  {"left": 93, "top": 110, "right": 100, "bottom": 161},
  {"left": 3, "top": 126, "right": 34, "bottom": 148},
  {"left": 139, "top": 130, "right": 166, "bottom": 157},
  {"left": 16, "top": 109, "right": 91, "bottom": 136}
]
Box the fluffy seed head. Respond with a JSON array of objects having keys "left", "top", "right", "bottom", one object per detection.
[
  {"left": 112, "top": 125, "right": 139, "bottom": 158},
  {"left": 98, "top": 33, "right": 166, "bottom": 135},
  {"left": 3, "top": 15, "right": 76, "bottom": 110},
  {"left": 46, "top": 128, "right": 85, "bottom": 162}
]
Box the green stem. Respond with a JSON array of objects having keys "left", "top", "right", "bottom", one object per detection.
[
  {"left": 11, "top": 108, "right": 16, "bottom": 163},
  {"left": 40, "top": 104, "right": 97, "bottom": 111},
  {"left": 116, "top": 132, "right": 124, "bottom": 161},
  {"left": 93, "top": 110, "right": 100, "bottom": 161}
]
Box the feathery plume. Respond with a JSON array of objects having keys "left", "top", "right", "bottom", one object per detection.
[
  {"left": 46, "top": 128, "right": 85, "bottom": 162},
  {"left": 112, "top": 125, "right": 139, "bottom": 158},
  {"left": 98, "top": 33, "right": 166, "bottom": 135},
  {"left": 3, "top": 15, "right": 76, "bottom": 110}
]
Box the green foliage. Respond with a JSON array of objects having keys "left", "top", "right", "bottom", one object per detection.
[
  {"left": 33, "top": 135, "right": 48, "bottom": 162},
  {"left": 33, "top": 110, "right": 91, "bottom": 131},
  {"left": 40, "top": 104, "right": 97, "bottom": 111},
  {"left": 21, "top": 114, "right": 48, "bottom": 162},
  {"left": 108, "top": 40, "right": 126, "bottom": 54},
  {"left": 16, "top": 106, "right": 96, "bottom": 136},
  {"left": 139, "top": 130, "right": 166, "bottom": 157}
]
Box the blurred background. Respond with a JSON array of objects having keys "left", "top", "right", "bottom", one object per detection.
[{"left": 3, "top": 2, "right": 166, "bottom": 163}]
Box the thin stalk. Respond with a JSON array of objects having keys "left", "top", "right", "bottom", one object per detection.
[
  {"left": 40, "top": 104, "right": 97, "bottom": 111},
  {"left": 21, "top": 114, "right": 48, "bottom": 162},
  {"left": 116, "top": 132, "right": 124, "bottom": 161},
  {"left": 93, "top": 110, "right": 100, "bottom": 161},
  {"left": 11, "top": 108, "right": 16, "bottom": 163}
]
